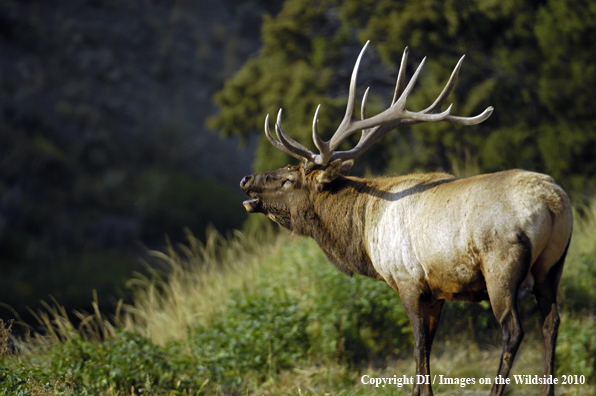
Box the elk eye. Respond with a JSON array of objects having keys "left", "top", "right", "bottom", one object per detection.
[{"left": 282, "top": 179, "right": 294, "bottom": 187}]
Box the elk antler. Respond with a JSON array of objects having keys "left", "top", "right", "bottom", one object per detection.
[{"left": 264, "top": 41, "right": 494, "bottom": 166}]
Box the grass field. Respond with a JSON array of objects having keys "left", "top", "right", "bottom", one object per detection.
[{"left": 1, "top": 199, "right": 595, "bottom": 395}]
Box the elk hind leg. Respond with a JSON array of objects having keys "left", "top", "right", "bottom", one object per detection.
[
  {"left": 489, "top": 295, "right": 524, "bottom": 396},
  {"left": 485, "top": 236, "right": 532, "bottom": 396},
  {"left": 532, "top": 238, "right": 569, "bottom": 396}
]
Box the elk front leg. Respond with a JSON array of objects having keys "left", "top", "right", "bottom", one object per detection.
[{"left": 400, "top": 289, "right": 444, "bottom": 396}]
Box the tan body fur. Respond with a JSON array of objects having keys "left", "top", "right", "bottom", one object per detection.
[{"left": 341, "top": 170, "right": 572, "bottom": 303}]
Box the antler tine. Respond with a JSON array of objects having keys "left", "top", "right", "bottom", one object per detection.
[
  {"left": 444, "top": 106, "right": 494, "bottom": 125},
  {"left": 392, "top": 47, "right": 409, "bottom": 106},
  {"left": 422, "top": 55, "right": 464, "bottom": 114},
  {"left": 345, "top": 41, "right": 370, "bottom": 123},
  {"left": 327, "top": 41, "right": 370, "bottom": 153},
  {"left": 274, "top": 109, "right": 319, "bottom": 163},
  {"left": 361, "top": 87, "right": 370, "bottom": 120},
  {"left": 358, "top": 86, "right": 375, "bottom": 139},
  {"left": 264, "top": 114, "right": 308, "bottom": 162},
  {"left": 393, "top": 56, "right": 427, "bottom": 110},
  {"left": 312, "top": 104, "right": 330, "bottom": 164}
]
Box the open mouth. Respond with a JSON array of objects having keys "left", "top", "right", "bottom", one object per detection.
[{"left": 242, "top": 197, "right": 260, "bottom": 213}]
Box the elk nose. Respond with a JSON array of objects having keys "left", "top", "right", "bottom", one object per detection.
[{"left": 240, "top": 175, "right": 252, "bottom": 188}]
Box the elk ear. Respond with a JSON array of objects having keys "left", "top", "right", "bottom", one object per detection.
[
  {"left": 316, "top": 159, "right": 344, "bottom": 185},
  {"left": 340, "top": 159, "right": 354, "bottom": 176}
]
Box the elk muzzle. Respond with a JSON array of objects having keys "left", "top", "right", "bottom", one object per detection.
[{"left": 240, "top": 174, "right": 260, "bottom": 213}]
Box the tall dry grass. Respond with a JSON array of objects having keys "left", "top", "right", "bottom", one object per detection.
[{"left": 121, "top": 226, "right": 291, "bottom": 344}]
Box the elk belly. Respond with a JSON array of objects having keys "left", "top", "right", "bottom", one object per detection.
[
  {"left": 419, "top": 239, "right": 489, "bottom": 302},
  {"left": 425, "top": 264, "right": 489, "bottom": 302}
]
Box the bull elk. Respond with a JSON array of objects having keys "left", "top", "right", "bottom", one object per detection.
[{"left": 239, "top": 41, "right": 572, "bottom": 396}]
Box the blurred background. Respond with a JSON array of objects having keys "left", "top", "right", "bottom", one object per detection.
[
  {"left": 0, "top": 0, "right": 279, "bottom": 322},
  {"left": 1, "top": 0, "right": 595, "bottom": 325}
]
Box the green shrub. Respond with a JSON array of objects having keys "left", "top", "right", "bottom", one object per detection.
[
  {"left": 556, "top": 314, "right": 596, "bottom": 382},
  {"left": 0, "top": 329, "right": 205, "bottom": 395},
  {"left": 188, "top": 286, "right": 309, "bottom": 388},
  {"left": 305, "top": 252, "right": 413, "bottom": 363}
]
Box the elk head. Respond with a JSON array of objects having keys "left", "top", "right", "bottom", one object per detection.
[
  {"left": 240, "top": 159, "right": 353, "bottom": 230},
  {"left": 240, "top": 41, "right": 493, "bottom": 229}
]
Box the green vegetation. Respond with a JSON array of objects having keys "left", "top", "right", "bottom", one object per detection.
[{"left": 1, "top": 196, "right": 595, "bottom": 395}]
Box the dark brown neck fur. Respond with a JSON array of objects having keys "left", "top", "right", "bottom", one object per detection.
[{"left": 292, "top": 176, "right": 383, "bottom": 280}]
